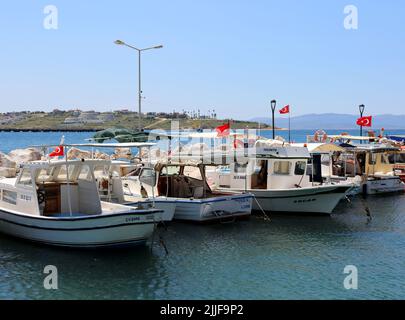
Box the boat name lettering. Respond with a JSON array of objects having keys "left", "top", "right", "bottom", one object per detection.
[
  {"left": 294, "top": 199, "right": 317, "bottom": 203},
  {"left": 20, "top": 194, "right": 32, "bottom": 201},
  {"left": 233, "top": 176, "right": 246, "bottom": 180},
  {"left": 125, "top": 217, "right": 141, "bottom": 222}
]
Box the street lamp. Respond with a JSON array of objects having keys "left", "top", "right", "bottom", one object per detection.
[
  {"left": 271, "top": 100, "right": 277, "bottom": 139},
  {"left": 114, "top": 40, "right": 163, "bottom": 131},
  {"left": 359, "top": 104, "right": 365, "bottom": 141}
]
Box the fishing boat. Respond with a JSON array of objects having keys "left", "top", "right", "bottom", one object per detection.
[
  {"left": 207, "top": 140, "right": 354, "bottom": 215},
  {"left": 64, "top": 143, "right": 176, "bottom": 222},
  {"left": 307, "top": 132, "right": 405, "bottom": 195},
  {"left": 293, "top": 142, "right": 362, "bottom": 195},
  {"left": 0, "top": 159, "right": 162, "bottom": 248},
  {"left": 126, "top": 160, "right": 254, "bottom": 222},
  {"left": 342, "top": 144, "right": 405, "bottom": 195}
]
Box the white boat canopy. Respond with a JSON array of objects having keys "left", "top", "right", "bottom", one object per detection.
[{"left": 292, "top": 143, "right": 346, "bottom": 154}]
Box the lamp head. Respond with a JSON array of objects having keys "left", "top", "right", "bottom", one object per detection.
[
  {"left": 271, "top": 99, "right": 277, "bottom": 110},
  {"left": 359, "top": 104, "right": 365, "bottom": 114},
  {"left": 114, "top": 40, "right": 125, "bottom": 45}
]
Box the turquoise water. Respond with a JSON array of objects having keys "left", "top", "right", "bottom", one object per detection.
[{"left": 1, "top": 130, "right": 405, "bottom": 299}]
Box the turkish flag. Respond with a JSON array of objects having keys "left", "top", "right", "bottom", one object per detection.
[
  {"left": 216, "top": 122, "right": 231, "bottom": 137},
  {"left": 279, "top": 105, "right": 290, "bottom": 114},
  {"left": 356, "top": 116, "right": 372, "bottom": 127},
  {"left": 49, "top": 146, "right": 64, "bottom": 157}
]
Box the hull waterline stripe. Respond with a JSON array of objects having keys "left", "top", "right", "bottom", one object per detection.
[
  {"left": 0, "top": 208, "right": 161, "bottom": 222},
  {"left": 0, "top": 214, "right": 155, "bottom": 231}
]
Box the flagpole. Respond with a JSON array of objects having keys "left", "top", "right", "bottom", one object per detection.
[{"left": 288, "top": 110, "right": 291, "bottom": 143}]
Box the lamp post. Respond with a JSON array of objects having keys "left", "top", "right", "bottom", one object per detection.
[
  {"left": 359, "top": 104, "right": 365, "bottom": 142},
  {"left": 114, "top": 40, "right": 163, "bottom": 131},
  {"left": 271, "top": 100, "right": 277, "bottom": 139}
]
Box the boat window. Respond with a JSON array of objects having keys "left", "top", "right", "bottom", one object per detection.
[
  {"left": 369, "top": 153, "right": 377, "bottom": 165},
  {"left": 294, "top": 161, "right": 306, "bottom": 175},
  {"left": 389, "top": 153, "right": 405, "bottom": 164},
  {"left": 55, "top": 165, "right": 76, "bottom": 182},
  {"left": 274, "top": 161, "right": 291, "bottom": 175},
  {"left": 3, "top": 190, "right": 17, "bottom": 205},
  {"left": 78, "top": 165, "right": 92, "bottom": 181},
  {"left": 161, "top": 166, "right": 181, "bottom": 176},
  {"left": 94, "top": 165, "right": 110, "bottom": 178},
  {"left": 183, "top": 166, "right": 203, "bottom": 180},
  {"left": 381, "top": 154, "right": 396, "bottom": 165},
  {"left": 18, "top": 169, "right": 33, "bottom": 186},
  {"left": 139, "top": 168, "right": 156, "bottom": 186},
  {"left": 37, "top": 168, "right": 55, "bottom": 183},
  {"left": 234, "top": 163, "right": 247, "bottom": 173}
]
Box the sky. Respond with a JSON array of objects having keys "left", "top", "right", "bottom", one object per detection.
[{"left": 0, "top": 0, "right": 404, "bottom": 119}]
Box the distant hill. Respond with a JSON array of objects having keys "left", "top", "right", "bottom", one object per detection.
[{"left": 251, "top": 113, "right": 405, "bottom": 130}]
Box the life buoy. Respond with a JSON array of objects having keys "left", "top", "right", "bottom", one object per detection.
[{"left": 314, "top": 130, "right": 328, "bottom": 143}]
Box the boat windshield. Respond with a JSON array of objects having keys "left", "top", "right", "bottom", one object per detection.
[{"left": 17, "top": 169, "right": 33, "bottom": 186}]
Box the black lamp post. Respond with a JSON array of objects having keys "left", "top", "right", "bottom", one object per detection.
[
  {"left": 359, "top": 104, "right": 365, "bottom": 142},
  {"left": 271, "top": 99, "right": 277, "bottom": 139}
]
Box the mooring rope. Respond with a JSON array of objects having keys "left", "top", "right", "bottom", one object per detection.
[{"left": 252, "top": 194, "right": 271, "bottom": 222}]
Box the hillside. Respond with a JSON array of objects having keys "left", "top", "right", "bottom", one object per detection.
[{"left": 0, "top": 111, "right": 270, "bottom": 131}]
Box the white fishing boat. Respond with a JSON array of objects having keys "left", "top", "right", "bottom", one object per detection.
[
  {"left": 127, "top": 161, "right": 253, "bottom": 222},
  {"left": 94, "top": 161, "right": 177, "bottom": 223},
  {"left": 64, "top": 143, "right": 177, "bottom": 222},
  {"left": 293, "top": 142, "right": 362, "bottom": 195},
  {"left": 207, "top": 140, "right": 354, "bottom": 215},
  {"left": 0, "top": 159, "right": 162, "bottom": 248}
]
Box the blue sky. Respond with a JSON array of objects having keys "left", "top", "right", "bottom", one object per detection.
[{"left": 0, "top": 0, "right": 404, "bottom": 119}]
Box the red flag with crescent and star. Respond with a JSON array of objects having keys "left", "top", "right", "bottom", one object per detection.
[
  {"left": 279, "top": 105, "right": 290, "bottom": 114},
  {"left": 216, "top": 122, "right": 231, "bottom": 137},
  {"left": 356, "top": 116, "right": 372, "bottom": 127},
  {"left": 49, "top": 146, "right": 64, "bottom": 157}
]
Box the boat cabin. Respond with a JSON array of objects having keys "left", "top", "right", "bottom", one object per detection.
[
  {"left": 339, "top": 144, "right": 402, "bottom": 178},
  {"left": 216, "top": 143, "right": 313, "bottom": 190},
  {"left": 136, "top": 162, "right": 217, "bottom": 199},
  {"left": 0, "top": 160, "right": 110, "bottom": 217}
]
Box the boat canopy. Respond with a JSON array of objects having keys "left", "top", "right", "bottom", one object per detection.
[
  {"left": 328, "top": 134, "right": 372, "bottom": 141},
  {"left": 351, "top": 144, "right": 401, "bottom": 153},
  {"left": 69, "top": 142, "right": 156, "bottom": 148},
  {"left": 292, "top": 143, "right": 346, "bottom": 154},
  {"left": 22, "top": 159, "right": 112, "bottom": 170}
]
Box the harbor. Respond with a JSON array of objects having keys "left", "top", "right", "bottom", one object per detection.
[
  {"left": 1, "top": 0, "right": 405, "bottom": 305},
  {"left": 1, "top": 129, "right": 405, "bottom": 299}
]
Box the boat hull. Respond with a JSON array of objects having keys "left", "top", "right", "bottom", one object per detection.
[
  {"left": 363, "top": 177, "right": 405, "bottom": 195},
  {"left": 0, "top": 209, "right": 160, "bottom": 248},
  {"left": 220, "top": 185, "right": 352, "bottom": 215},
  {"left": 173, "top": 194, "right": 253, "bottom": 222}
]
